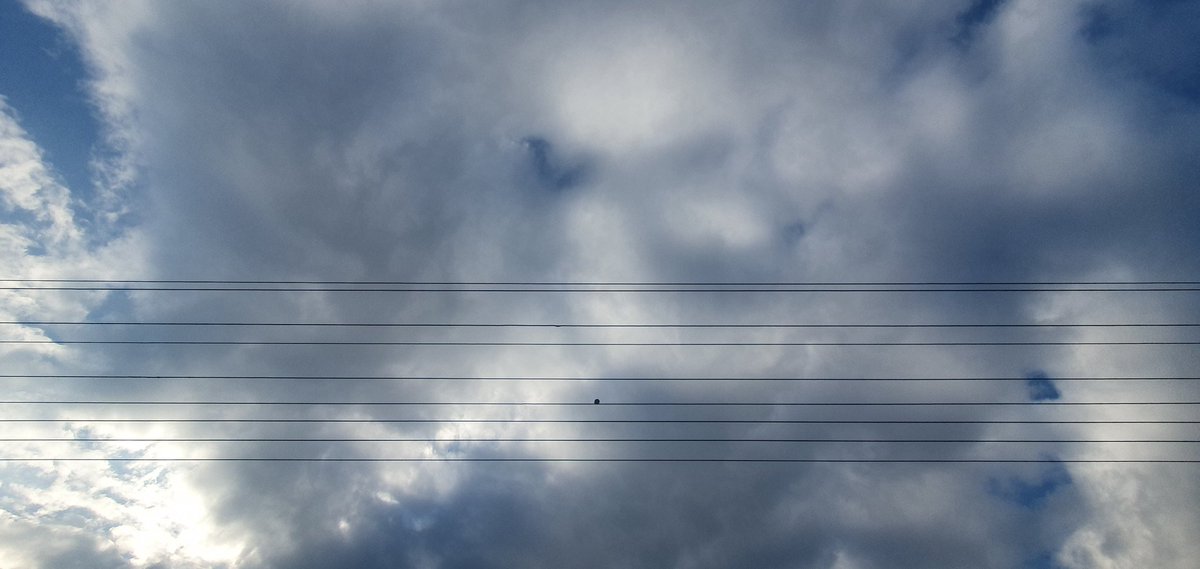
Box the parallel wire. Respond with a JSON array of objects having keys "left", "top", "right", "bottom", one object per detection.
[
  {"left": 4, "top": 374, "right": 1198, "bottom": 382},
  {"left": 7, "top": 437, "right": 1197, "bottom": 443},
  {"left": 5, "top": 286, "right": 1200, "bottom": 292},
  {"left": 1, "top": 458, "right": 1197, "bottom": 463},
  {"left": 4, "top": 321, "right": 1198, "bottom": 328},
  {"left": 6, "top": 279, "right": 1200, "bottom": 285},
  {"left": 4, "top": 419, "right": 1197, "bottom": 424},
  {"left": 0, "top": 278, "right": 1197, "bottom": 291},
  {"left": 5, "top": 339, "right": 1200, "bottom": 346},
  {"left": 5, "top": 278, "right": 1197, "bottom": 463},
  {"left": 2, "top": 278, "right": 1199, "bottom": 294},
  {"left": 2, "top": 400, "right": 1196, "bottom": 406}
]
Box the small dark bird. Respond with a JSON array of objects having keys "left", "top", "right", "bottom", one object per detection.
[{"left": 593, "top": 399, "right": 600, "bottom": 405}]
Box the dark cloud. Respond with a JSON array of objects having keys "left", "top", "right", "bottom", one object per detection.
[{"left": 6, "top": 0, "right": 1200, "bottom": 567}]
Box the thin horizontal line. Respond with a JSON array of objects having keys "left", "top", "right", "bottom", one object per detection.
[
  {"left": 5, "top": 286, "right": 1200, "bottom": 293},
  {"left": 8, "top": 438, "right": 1197, "bottom": 443},
  {"left": 5, "top": 321, "right": 1198, "bottom": 328},
  {"left": 5, "top": 419, "right": 1197, "bottom": 424},
  {"left": 6, "top": 340, "right": 1200, "bottom": 346},
  {"left": 3, "top": 401, "right": 1195, "bottom": 406},
  {"left": 5, "top": 279, "right": 1199, "bottom": 285},
  {"left": 1, "top": 457, "right": 1196, "bottom": 463},
  {"left": 3, "top": 375, "right": 1196, "bottom": 382}
]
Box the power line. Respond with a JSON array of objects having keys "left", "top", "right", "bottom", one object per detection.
[
  {"left": 5, "top": 321, "right": 1197, "bottom": 328},
  {"left": 4, "top": 279, "right": 1196, "bottom": 466},
  {"left": 5, "top": 339, "right": 1200, "bottom": 346},
  {"left": 4, "top": 286, "right": 1200, "bottom": 293},
  {"left": 3, "top": 374, "right": 1196, "bottom": 382},
  {"left": 5, "top": 419, "right": 1197, "bottom": 424},
  {"left": 4, "top": 279, "right": 1200, "bottom": 286},
  {"left": 3, "top": 400, "right": 1196, "bottom": 406},
  {"left": 0, "top": 457, "right": 1196, "bottom": 463},
  {"left": 7, "top": 437, "right": 1197, "bottom": 443}
]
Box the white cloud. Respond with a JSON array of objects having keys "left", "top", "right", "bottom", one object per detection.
[
  {"left": 0, "top": 99, "right": 84, "bottom": 258},
  {"left": 5, "top": 1, "right": 1199, "bottom": 568},
  {"left": 2, "top": 53, "right": 217, "bottom": 569},
  {"left": 539, "top": 17, "right": 733, "bottom": 156},
  {"left": 1060, "top": 466, "right": 1200, "bottom": 569},
  {"left": 0, "top": 100, "right": 146, "bottom": 369}
]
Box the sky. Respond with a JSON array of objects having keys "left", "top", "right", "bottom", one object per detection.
[{"left": 1, "top": 1, "right": 1199, "bottom": 568}]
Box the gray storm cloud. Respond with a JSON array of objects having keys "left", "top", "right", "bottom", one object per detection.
[{"left": 3, "top": 1, "right": 1199, "bottom": 568}]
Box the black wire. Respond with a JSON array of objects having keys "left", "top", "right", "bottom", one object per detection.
[
  {"left": 5, "top": 321, "right": 1199, "bottom": 328},
  {"left": 5, "top": 286, "right": 1200, "bottom": 292},
  {"left": 5, "top": 340, "right": 1200, "bottom": 346},
  {"left": 0, "top": 457, "right": 1196, "bottom": 463},
  {"left": 5, "top": 279, "right": 1200, "bottom": 285},
  {"left": 7, "top": 437, "right": 1197, "bottom": 443},
  {"left": 3, "top": 374, "right": 1196, "bottom": 382},
  {"left": 5, "top": 419, "right": 1197, "bottom": 424},
  {"left": 5, "top": 278, "right": 1195, "bottom": 464},
  {"left": 3, "top": 400, "right": 1196, "bottom": 406}
]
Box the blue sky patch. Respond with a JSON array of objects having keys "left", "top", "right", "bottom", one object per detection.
[
  {"left": 952, "top": 0, "right": 1007, "bottom": 47},
  {"left": 1024, "top": 552, "right": 1066, "bottom": 569},
  {"left": 989, "top": 462, "right": 1072, "bottom": 510},
  {"left": 0, "top": 1, "right": 101, "bottom": 199},
  {"left": 1026, "top": 371, "right": 1062, "bottom": 401},
  {"left": 522, "top": 136, "right": 587, "bottom": 191}
]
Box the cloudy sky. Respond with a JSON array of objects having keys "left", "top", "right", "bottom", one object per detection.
[{"left": 2, "top": 0, "right": 1200, "bottom": 567}]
